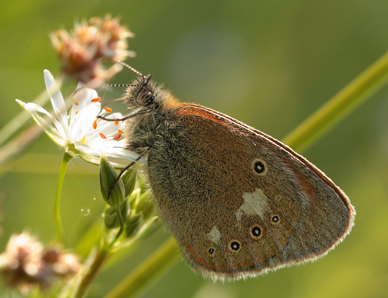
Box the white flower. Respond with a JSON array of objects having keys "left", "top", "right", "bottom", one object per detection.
[{"left": 16, "top": 70, "right": 144, "bottom": 167}]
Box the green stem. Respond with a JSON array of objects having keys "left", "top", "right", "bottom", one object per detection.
[
  {"left": 105, "top": 50, "right": 388, "bottom": 298},
  {"left": 55, "top": 153, "right": 72, "bottom": 244},
  {"left": 75, "top": 246, "right": 110, "bottom": 298},
  {"left": 0, "top": 125, "right": 45, "bottom": 167},
  {"left": 106, "top": 238, "right": 180, "bottom": 298},
  {"left": 110, "top": 211, "right": 125, "bottom": 249},
  {"left": 282, "top": 51, "right": 388, "bottom": 152}
]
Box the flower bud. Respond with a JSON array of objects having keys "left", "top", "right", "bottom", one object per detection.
[
  {"left": 104, "top": 201, "right": 129, "bottom": 229},
  {"left": 137, "top": 216, "right": 161, "bottom": 240},
  {"left": 125, "top": 211, "right": 143, "bottom": 238},
  {"left": 121, "top": 169, "right": 137, "bottom": 197},
  {"left": 99, "top": 154, "right": 125, "bottom": 209}
]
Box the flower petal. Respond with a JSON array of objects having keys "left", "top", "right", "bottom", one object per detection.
[
  {"left": 19, "top": 101, "right": 66, "bottom": 147},
  {"left": 75, "top": 142, "right": 145, "bottom": 167},
  {"left": 44, "top": 70, "right": 69, "bottom": 133},
  {"left": 67, "top": 102, "right": 101, "bottom": 143},
  {"left": 70, "top": 85, "right": 99, "bottom": 121}
]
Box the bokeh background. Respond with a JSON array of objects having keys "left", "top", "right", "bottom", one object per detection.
[{"left": 1, "top": 0, "right": 388, "bottom": 297}]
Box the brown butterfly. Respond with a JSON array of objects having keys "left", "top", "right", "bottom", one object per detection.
[{"left": 109, "top": 65, "right": 355, "bottom": 280}]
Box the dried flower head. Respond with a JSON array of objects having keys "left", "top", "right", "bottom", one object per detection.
[
  {"left": 41, "top": 246, "right": 80, "bottom": 279},
  {"left": 0, "top": 233, "right": 81, "bottom": 293},
  {"left": 51, "top": 15, "right": 135, "bottom": 84},
  {"left": 0, "top": 232, "right": 81, "bottom": 293}
]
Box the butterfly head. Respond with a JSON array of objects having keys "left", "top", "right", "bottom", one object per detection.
[
  {"left": 124, "top": 73, "right": 179, "bottom": 113},
  {"left": 125, "top": 74, "right": 156, "bottom": 109},
  {"left": 123, "top": 72, "right": 182, "bottom": 151}
]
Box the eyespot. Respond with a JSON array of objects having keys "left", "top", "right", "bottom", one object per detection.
[
  {"left": 229, "top": 240, "right": 241, "bottom": 252},
  {"left": 253, "top": 159, "right": 267, "bottom": 176},
  {"left": 271, "top": 215, "right": 280, "bottom": 224},
  {"left": 208, "top": 248, "right": 215, "bottom": 255},
  {"left": 250, "top": 225, "right": 263, "bottom": 239}
]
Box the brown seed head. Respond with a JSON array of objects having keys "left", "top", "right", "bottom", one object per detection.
[{"left": 51, "top": 15, "right": 135, "bottom": 84}]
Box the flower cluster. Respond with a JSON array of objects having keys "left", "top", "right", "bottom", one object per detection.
[
  {"left": 0, "top": 233, "right": 80, "bottom": 292},
  {"left": 51, "top": 15, "right": 135, "bottom": 84}
]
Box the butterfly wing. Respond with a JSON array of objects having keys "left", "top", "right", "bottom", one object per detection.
[{"left": 146, "top": 104, "right": 355, "bottom": 280}]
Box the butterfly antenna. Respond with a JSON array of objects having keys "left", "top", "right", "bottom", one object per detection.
[
  {"left": 103, "top": 82, "right": 144, "bottom": 90},
  {"left": 108, "top": 58, "right": 145, "bottom": 78},
  {"left": 106, "top": 83, "right": 132, "bottom": 88}
]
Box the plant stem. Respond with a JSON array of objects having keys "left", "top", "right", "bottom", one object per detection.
[
  {"left": 0, "top": 125, "right": 45, "bottom": 166},
  {"left": 282, "top": 51, "right": 388, "bottom": 152},
  {"left": 75, "top": 246, "right": 110, "bottom": 298},
  {"left": 106, "top": 238, "right": 179, "bottom": 298},
  {"left": 111, "top": 215, "right": 125, "bottom": 247},
  {"left": 55, "top": 153, "right": 72, "bottom": 244}
]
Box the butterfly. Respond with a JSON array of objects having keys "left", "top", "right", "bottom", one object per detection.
[{"left": 105, "top": 64, "right": 355, "bottom": 280}]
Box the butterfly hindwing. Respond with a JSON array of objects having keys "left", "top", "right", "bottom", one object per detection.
[{"left": 144, "top": 103, "right": 352, "bottom": 279}]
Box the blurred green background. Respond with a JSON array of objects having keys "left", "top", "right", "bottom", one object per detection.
[{"left": 1, "top": 0, "right": 388, "bottom": 297}]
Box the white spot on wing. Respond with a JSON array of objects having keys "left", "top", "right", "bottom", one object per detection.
[
  {"left": 207, "top": 226, "right": 221, "bottom": 245},
  {"left": 235, "top": 189, "right": 268, "bottom": 225}
]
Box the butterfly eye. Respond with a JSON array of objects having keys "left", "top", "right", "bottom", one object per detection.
[
  {"left": 143, "top": 91, "right": 155, "bottom": 105},
  {"left": 250, "top": 225, "right": 263, "bottom": 239},
  {"left": 253, "top": 159, "right": 267, "bottom": 176},
  {"left": 271, "top": 215, "right": 280, "bottom": 224},
  {"left": 229, "top": 240, "right": 241, "bottom": 252},
  {"left": 208, "top": 248, "right": 215, "bottom": 255}
]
